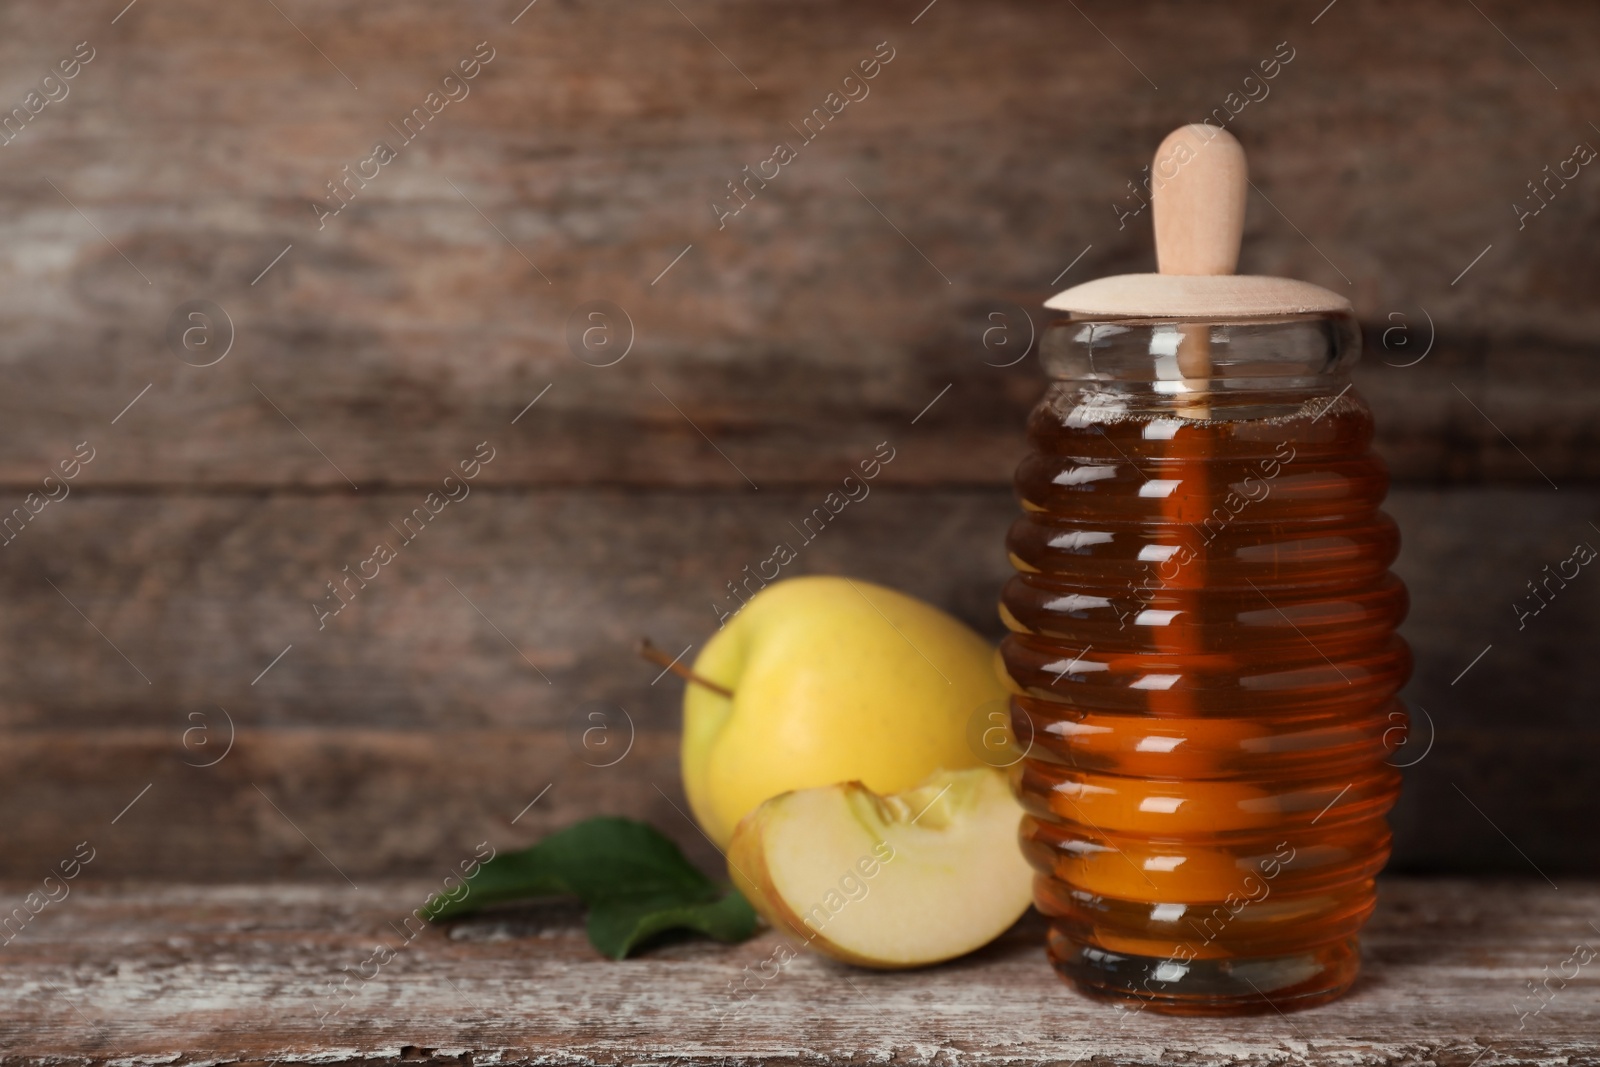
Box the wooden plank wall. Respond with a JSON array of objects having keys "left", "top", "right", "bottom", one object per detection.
[{"left": 0, "top": 0, "right": 1596, "bottom": 880}]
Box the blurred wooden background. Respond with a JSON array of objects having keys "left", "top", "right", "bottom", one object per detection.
[{"left": 0, "top": 0, "right": 1596, "bottom": 881}]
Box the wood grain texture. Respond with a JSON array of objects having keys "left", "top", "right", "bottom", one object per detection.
[
  {"left": 0, "top": 730, "right": 697, "bottom": 884},
  {"left": 0, "top": 487, "right": 1593, "bottom": 879},
  {"left": 0, "top": 487, "right": 1591, "bottom": 733},
  {"left": 0, "top": 880, "right": 1595, "bottom": 1065},
  {"left": 0, "top": 1, "right": 1593, "bottom": 488},
  {"left": 3, "top": 726, "right": 1597, "bottom": 886}
]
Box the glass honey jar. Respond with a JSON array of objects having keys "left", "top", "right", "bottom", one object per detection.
[{"left": 1000, "top": 126, "right": 1408, "bottom": 1015}]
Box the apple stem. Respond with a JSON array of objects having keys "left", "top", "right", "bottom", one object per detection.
[{"left": 636, "top": 638, "right": 734, "bottom": 698}]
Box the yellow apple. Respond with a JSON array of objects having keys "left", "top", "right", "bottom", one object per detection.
[
  {"left": 727, "top": 767, "right": 1033, "bottom": 968},
  {"left": 681, "top": 576, "right": 1007, "bottom": 848}
]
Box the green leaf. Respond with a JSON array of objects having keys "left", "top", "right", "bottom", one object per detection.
[
  {"left": 587, "top": 887, "right": 758, "bottom": 960},
  {"left": 425, "top": 816, "right": 759, "bottom": 959}
]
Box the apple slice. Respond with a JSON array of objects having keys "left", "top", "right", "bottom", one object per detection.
[{"left": 727, "top": 767, "right": 1033, "bottom": 968}]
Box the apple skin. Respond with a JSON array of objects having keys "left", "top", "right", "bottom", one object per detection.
[
  {"left": 727, "top": 767, "right": 1034, "bottom": 969},
  {"left": 682, "top": 576, "right": 1007, "bottom": 849}
]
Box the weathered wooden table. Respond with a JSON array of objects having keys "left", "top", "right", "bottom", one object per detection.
[{"left": 3, "top": 879, "right": 1593, "bottom": 1066}]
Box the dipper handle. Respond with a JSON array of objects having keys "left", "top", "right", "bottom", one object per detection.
[{"left": 1152, "top": 124, "right": 1247, "bottom": 276}]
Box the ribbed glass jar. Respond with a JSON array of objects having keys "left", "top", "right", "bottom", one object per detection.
[{"left": 1000, "top": 311, "right": 1408, "bottom": 1015}]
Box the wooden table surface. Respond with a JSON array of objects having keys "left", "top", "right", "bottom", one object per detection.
[{"left": 2, "top": 879, "right": 1594, "bottom": 1066}]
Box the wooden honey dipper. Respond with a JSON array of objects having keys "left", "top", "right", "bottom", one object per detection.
[
  {"left": 1154, "top": 124, "right": 1247, "bottom": 421},
  {"left": 1045, "top": 125, "right": 1350, "bottom": 322}
]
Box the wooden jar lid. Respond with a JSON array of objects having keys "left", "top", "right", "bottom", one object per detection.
[
  {"left": 1046, "top": 125, "right": 1350, "bottom": 319},
  {"left": 1044, "top": 274, "right": 1351, "bottom": 317}
]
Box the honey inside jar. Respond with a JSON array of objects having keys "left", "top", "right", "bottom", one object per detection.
[
  {"left": 1000, "top": 314, "right": 1408, "bottom": 1015},
  {"left": 1004, "top": 126, "right": 1409, "bottom": 1013}
]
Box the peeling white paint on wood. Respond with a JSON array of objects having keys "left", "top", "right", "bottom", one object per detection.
[{"left": 1, "top": 880, "right": 1594, "bottom": 1065}]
